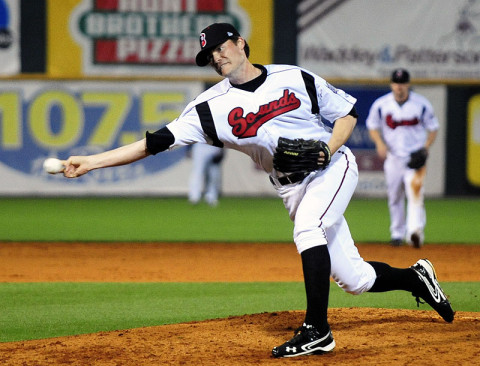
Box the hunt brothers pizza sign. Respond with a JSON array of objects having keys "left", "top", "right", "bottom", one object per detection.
[{"left": 72, "top": 0, "right": 246, "bottom": 73}]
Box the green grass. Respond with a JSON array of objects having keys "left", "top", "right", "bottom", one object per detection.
[
  {"left": 0, "top": 282, "right": 476, "bottom": 342},
  {"left": 0, "top": 196, "right": 478, "bottom": 344},
  {"left": 346, "top": 197, "right": 480, "bottom": 243},
  {"left": 0, "top": 197, "right": 292, "bottom": 242},
  {"left": 0, "top": 197, "right": 479, "bottom": 243}
]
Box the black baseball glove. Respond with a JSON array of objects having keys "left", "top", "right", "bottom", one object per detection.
[
  {"left": 273, "top": 137, "right": 331, "bottom": 174},
  {"left": 407, "top": 148, "right": 428, "bottom": 169}
]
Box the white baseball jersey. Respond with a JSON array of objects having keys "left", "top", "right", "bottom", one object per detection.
[
  {"left": 164, "top": 64, "right": 356, "bottom": 174},
  {"left": 147, "top": 63, "right": 378, "bottom": 294},
  {"left": 365, "top": 91, "right": 439, "bottom": 158}
]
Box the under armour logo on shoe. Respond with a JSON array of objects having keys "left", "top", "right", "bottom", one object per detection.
[{"left": 286, "top": 347, "right": 297, "bottom": 353}]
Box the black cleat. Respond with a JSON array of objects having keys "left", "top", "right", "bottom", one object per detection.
[
  {"left": 410, "top": 232, "right": 422, "bottom": 248},
  {"left": 390, "top": 238, "right": 403, "bottom": 247},
  {"left": 272, "top": 323, "right": 335, "bottom": 358},
  {"left": 411, "top": 259, "right": 454, "bottom": 322}
]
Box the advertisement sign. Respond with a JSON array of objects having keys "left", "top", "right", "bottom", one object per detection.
[
  {"left": 0, "top": 83, "right": 446, "bottom": 197},
  {"left": 48, "top": 0, "right": 273, "bottom": 78},
  {"left": 298, "top": 0, "right": 480, "bottom": 81},
  {"left": 467, "top": 95, "right": 480, "bottom": 187},
  {"left": 0, "top": 80, "right": 277, "bottom": 196},
  {"left": 0, "top": 0, "right": 19, "bottom": 75},
  {"left": 343, "top": 87, "right": 389, "bottom": 195},
  {"left": 0, "top": 80, "right": 203, "bottom": 195}
]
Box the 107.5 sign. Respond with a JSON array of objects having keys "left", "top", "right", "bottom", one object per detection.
[{"left": 0, "top": 81, "right": 200, "bottom": 180}]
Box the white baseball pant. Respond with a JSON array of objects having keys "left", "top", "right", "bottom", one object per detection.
[{"left": 272, "top": 148, "right": 377, "bottom": 295}]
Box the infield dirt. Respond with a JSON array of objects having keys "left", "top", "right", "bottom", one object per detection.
[{"left": 0, "top": 242, "right": 479, "bottom": 365}]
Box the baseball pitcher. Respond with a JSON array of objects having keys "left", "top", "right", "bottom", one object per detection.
[{"left": 61, "top": 24, "right": 453, "bottom": 358}]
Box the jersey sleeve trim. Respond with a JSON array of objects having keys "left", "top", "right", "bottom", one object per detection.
[
  {"left": 301, "top": 71, "right": 320, "bottom": 115},
  {"left": 145, "top": 126, "right": 175, "bottom": 155},
  {"left": 195, "top": 102, "right": 224, "bottom": 148},
  {"left": 348, "top": 106, "right": 358, "bottom": 118}
]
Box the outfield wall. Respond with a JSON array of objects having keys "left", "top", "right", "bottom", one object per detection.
[{"left": 1, "top": 0, "right": 479, "bottom": 196}]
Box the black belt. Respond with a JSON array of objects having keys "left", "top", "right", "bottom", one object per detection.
[{"left": 270, "top": 172, "right": 309, "bottom": 186}]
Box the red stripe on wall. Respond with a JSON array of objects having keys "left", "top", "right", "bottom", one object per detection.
[
  {"left": 94, "top": 0, "right": 225, "bottom": 11},
  {"left": 95, "top": 0, "right": 119, "bottom": 10},
  {"left": 196, "top": 0, "right": 225, "bottom": 11}
]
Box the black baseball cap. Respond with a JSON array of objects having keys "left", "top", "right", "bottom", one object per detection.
[
  {"left": 195, "top": 23, "right": 241, "bottom": 67},
  {"left": 391, "top": 68, "right": 410, "bottom": 83}
]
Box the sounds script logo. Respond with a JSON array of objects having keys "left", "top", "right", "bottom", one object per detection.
[
  {"left": 386, "top": 115, "right": 419, "bottom": 129},
  {"left": 228, "top": 89, "right": 301, "bottom": 138}
]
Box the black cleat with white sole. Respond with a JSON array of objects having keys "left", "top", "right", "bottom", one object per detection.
[
  {"left": 410, "top": 259, "right": 455, "bottom": 322},
  {"left": 272, "top": 323, "right": 335, "bottom": 358}
]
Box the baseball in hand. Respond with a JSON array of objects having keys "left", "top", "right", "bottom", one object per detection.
[{"left": 43, "top": 158, "right": 65, "bottom": 174}]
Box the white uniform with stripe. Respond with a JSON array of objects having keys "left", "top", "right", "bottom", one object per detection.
[
  {"left": 366, "top": 90, "right": 439, "bottom": 242},
  {"left": 162, "top": 64, "right": 376, "bottom": 294}
]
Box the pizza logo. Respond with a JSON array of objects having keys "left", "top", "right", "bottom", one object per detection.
[
  {"left": 228, "top": 89, "right": 301, "bottom": 138},
  {"left": 73, "top": 0, "right": 244, "bottom": 67}
]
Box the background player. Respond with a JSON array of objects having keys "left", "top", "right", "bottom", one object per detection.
[
  {"left": 366, "top": 69, "right": 439, "bottom": 247},
  {"left": 61, "top": 24, "right": 453, "bottom": 358},
  {"left": 188, "top": 144, "right": 224, "bottom": 206}
]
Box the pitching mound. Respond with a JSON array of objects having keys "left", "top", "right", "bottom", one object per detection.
[
  {"left": 1, "top": 309, "right": 479, "bottom": 365},
  {"left": 0, "top": 242, "right": 479, "bottom": 365}
]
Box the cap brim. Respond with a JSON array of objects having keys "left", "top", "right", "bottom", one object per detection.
[
  {"left": 195, "top": 39, "right": 229, "bottom": 66},
  {"left": 195, "top": 49, "right": 211, "bottom": 67}
]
